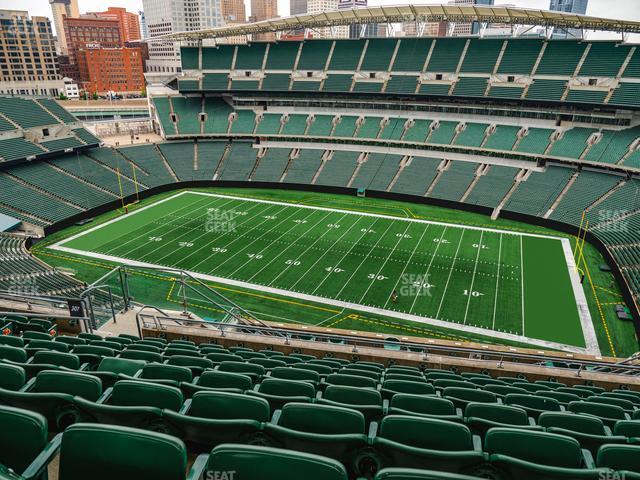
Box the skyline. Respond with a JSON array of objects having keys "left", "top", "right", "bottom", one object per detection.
[{"left": 1, "top": 0, "right": 639, "bottom": 39}]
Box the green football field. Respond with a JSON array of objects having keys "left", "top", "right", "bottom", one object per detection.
[{"left": 51, "top": 190, "right": 596, "bottom": 353}]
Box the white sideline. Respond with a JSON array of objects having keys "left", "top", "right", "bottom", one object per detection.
[{"left": 50, "top": 190, "right": 599, "bottom": 355}]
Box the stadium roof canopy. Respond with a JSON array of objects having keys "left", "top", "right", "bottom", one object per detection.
[{"left": 148, "top": 4, "right": 640, "bottom": 42}]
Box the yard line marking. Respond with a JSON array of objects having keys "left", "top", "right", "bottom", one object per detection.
[
  {"left": 463, "top": 231, "right": 484, "bottom": 325},
  {"left": 311, "top": 217, "right": 385, "bottom": 296},
  {"left": 435, "top": 230, "right": 466, "bottom": 320},
  {"left": 224, "top": 208, "right": 321, "bottom": 277},
  {"left": 155, "top": 200, "right": 270, "bottom": 265},
  {"left": 101, "top": 195, "right": 217, "bottom": 255},
  {"left": 491, "top": 233, "right": 503, "bottom": 330},
  {"left": 289, "top": 216, "right": 369, "bottom": 291},
  {"left": 358, "top": 222, "right": 413, "bottom": 305},
  {"left": 520, "top": 235, "right": 525, "bottom": 336},
  {"left": 382, "top": 224, "right": 430, "bottom": 309},
  {"left": 332, "top": 219, "right": 396, "bottom": 299},
  {"left": 267, "top": 212, "right": 350, "bottom": 287},
  {"left": 245, "top": 210, "right": 334, "bottom": 282},
  {"left": 188, "top": 203, "right": 284, "bottom": 271},
  {"left": 131, "top": 198, "right": 238, "bottom": 261},
  {"left": 49, "top": 242, "right": 595, "bottom": 354},
  {"left": 409, "top": 226, "right": 448, "bottom": 314}
]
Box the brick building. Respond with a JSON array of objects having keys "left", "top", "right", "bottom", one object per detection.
[{"left": 85, "top": 7, "right": 141, "bottom": 42}]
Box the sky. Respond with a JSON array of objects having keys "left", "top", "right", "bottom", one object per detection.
[{"left": 3, "top": 0, "right": 640, "bottom": 38}]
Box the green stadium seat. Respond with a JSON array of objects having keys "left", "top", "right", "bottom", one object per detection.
[
  {"left": 119, "top": 349, "right": 163, "bottom": 363},
  {"left": 442, "top": 387, "right": 498, "bottom": 412},
  {"left": 22, "top": 423, "right": 189, "bottom": 480},
  {"left": 247, "top": 378, "right": 316, "bottom": 410},
  {"left": 613, "top": 420, "right": 640, "bottom": 439},
  {"left": 32, "top": 351, "right": 81, "bottom": 370},
  {"left": 318, "top": 385, "right": 385, "bottom": 424},
  {"left": 385, "top": 373, "right": 427, "bottom": 383},
  {"left": 77, "top": 333, "right": 103, "bottom": 342},
  {"left": 536, "top": 390, "right": 583, "bottom": 407},
  {"left": 249, "top": 358, "right": 288, "bottom": 369},
  {"left": 215, "top": 361, "right": 265, "bottom": 383},
  {"left": 135, "top": 364, "right": 193, "bottom": 386},
  {"left": 372, "top": 415, "right": 485, "bottom": 474},
  {"left": 0, "top": 405, "right": 48, "bottom": 478},
  {"left": 596, "top": 444, "right": 640, "bottom": 478},
  {"left": 425, "top": 372, "right": 462, "bottom": 382},
  {"left": 268, "top": 366, "right": 320, "bottom": 386},
  {"left": 323, "top": 373, "right": 377, "bottom": 390},
  {"left": 380, "top": 380, "right": 436, "bottom": 400},
  {"left": 197, "top": 444, "right": 348, "bottom": 480},
  {"left": 205, "top": 352, "right": 243, "bottom": 364},
  {"left": 0, "top": 370, "right": 102, "bottom": 430},
  {"left": 339, "top": 367, "right": 380, "bottom": 381},
  {"left": 568, "top": 401, "right": 630, "bottom": 429},
  {"left": 373, "top": 467, "right": 486, "bottom": 480},
  {"left": 125, "top": 343, "right": 162, "bottom": 353},
  {"left": 586, "top": 396, "right": 636, "bottom": 414},
  {"left": 181, "top": 370, "right": 253, "bottom": 397},
  {"left": 165, "top": 356, "right": 213, "bottom": 376},
  {"left": 485, "top": 428, "right": 605, "bottom": 480},
  {"left": 0, "top": 363, "right": 26, "bottom": 391},
  {"left": 71, "top": 345, "right": 115, "bottom": 369},
  {"left": 0, "top": 336, "right": 24, "bottom": 348},
  {"left": 464, "top": 403, "right": 540, "bottom": 438},
  {"left": 504, "top": 394, "right": 562, "bottom": 420},
  {"left": 74, "top": 380, "right": 182, "bottom": 431},
  {"left": 163, "top": 391, "right": 269, "bottom": 452},
  {"left": 88, "top": 357, "right": 146, "bottom": 389},
  {"left": 264, "top": 402, "right": 368, "bottom": 476},
  {"left": 538, "top": 412, "right": 627, "bottom": 455},
  {"left": 0, "top": 345, "right": 27, "bottom": 363},
  {"left": 388, "top": 394, "right": 463, "bottom": 423},
  {"left": 297, "top": 363, "right": 333, "bottom": 377}
]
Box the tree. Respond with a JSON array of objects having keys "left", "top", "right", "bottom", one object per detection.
[
  {"left": 58, "top": 92, "right": 68, "bottom": 101},
  {"left": 92, "top": 92, "right": 99, "bottom": 100}
]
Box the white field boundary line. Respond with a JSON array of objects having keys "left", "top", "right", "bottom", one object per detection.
[
  {"left": 50, "top": 189, "right": 598, "bottom": 355},
  {"left": 49, "top": 243, "right": 593, "bottom": 355},
  {"left": 53, "top": 190, "right": 572, "bottom": 248},
  {"left": 560, "top": 237, "right": 600, "bottom": 357}
]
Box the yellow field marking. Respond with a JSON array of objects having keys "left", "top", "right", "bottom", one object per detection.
[
  {"left": 582, "top": 257, "right": 616, "bottom": 356},
  {"left": 595, "top": 285, "right": 624, "bottom": 298}
]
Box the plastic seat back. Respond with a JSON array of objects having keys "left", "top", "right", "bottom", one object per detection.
[
  {"left": 218, "top": 361, "right": 265, "bottom": 377},
  {"left": 0, "top": 363, "right": 26, "bottom": 391},
  {"left": 270, "top": 366, "right": 320, "bottom": 384},
  {"left": 379, "top": 415, "right": 474, "bottom": 451},
  {"left": 189, "top": 391, "right": 270, "bottom": 421},
  {"left": 33, "top": 351, "right": 81, "bottom": 370},
  {"left": 58, "top": 423, "right": 187, "bottom": 480},
  {"left": 538, "top": 411, "right": 607, "bottom": 435},
  {"left": 597, "top": 444, "right": 640, "bottom": 472},
  {"left": 33, "top": 370, "right": 102, "bottom": 401},
  {"left": 97, "top": 357, "right": 146, "bottom": 376},
  {"left": 613, "top": 420, "right": 640, "bottom": 438},
  {"left": 120, "top": 350, "right": 163, "bottom": 363},
  {"left": 0, "top": 345, "right": 27, "bottom": 363},
  {"left": 206, "top": 444, "right": 348, "bottom": 480},
  {"left": 325, "top": 373, "right": 376, "bottom": 389},
  {"left": 0, "top": 405, "right": 47, "bottom": 473},
  {"left": 26, "top": 340, "right": 69, "bottom": 353},
  {"left": 485, "top": 428, "right": 585, "bottom": 468},
  {"left": 382, "top": 380, "right": 435, "bottom": 396},
  {"left": 257, "top": 378, "right": 316, "bottom": 398},
  {"left": 390, "top": 393, "right": 456, "bottom": 416},
  {"left": 110, "top": 380, "right": 183, "bottom": 411},
  {"left": 277, "top": 402, "right": 366, "bottom": 434},
  {"left": 465, "top": 403, "right": 530, "bottom": 426},
  {"left": 166, "top": 355, "right": 213, "bottom": 370},
  {"left": 568, "top": 401, "right": 627, "bottom": 420},
  {"left": 0, "top": 336, "right": 24, "bottom": 348},
  {"left": 198, "top": 370, "right": 253, "bottom": 391},
  {"left": 323, "top": 385, "right": 382, "bottom": 406},
  {"left": 141, "top": 364, "right": 192, "bottom": 383}
]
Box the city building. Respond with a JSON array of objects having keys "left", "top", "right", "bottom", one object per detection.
[
  {"left": 49, "top": 0, "right": 79, "bottom": 54},
  {"left": 401, "top": 20, "right": 447, "bottom": 37},
  {"left": 64, "top": 17, "right": 122, "bottom": 67},
  {"left": 222, "top": 0, "right": 246, "bottom": 23},
  {"left": 0, "top": 10, "right": 63, "bottom": 96},
  {"left": 142, "top": 0, "right": 223, "bottom": 76},
  {"left": 76, "top": 45, "right": 145, "bottom": 95},
  {"left": 338, "top": 0, "right": 375, "bottom": 38},
  {"left": 62, "top": 77, "right": 79, "bottom": 98},
  {"left": 290, "top": 0, "right": 308, "bottom": 15},
  {"left": 85, "top": 7, "right": 142, "bottom": 42},
  {"left": 307, "top": 0, "right": 339, "bottom": 37},
  {"left": 550, "top": 0, "right": 588, "bottom": 38},
  {"left": 449, "top": 0, "right": 494, "bottom": 36},
  {"left": 63, "top": 14, "right": 145, "bottom": 95},
  {"left": 250, "top": 0, "right": 278, "bottom": 40},
  {"left": 139, "top": 10, "right": 148, "bottom": 39}
]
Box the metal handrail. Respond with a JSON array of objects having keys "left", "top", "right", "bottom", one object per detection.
[{"left": 137, "top": 313, "right": 640, "bottom": 377}]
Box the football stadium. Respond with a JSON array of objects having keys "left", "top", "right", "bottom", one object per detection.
[{"left": 2, "top": 4, "right": 640, "bottom": 480}]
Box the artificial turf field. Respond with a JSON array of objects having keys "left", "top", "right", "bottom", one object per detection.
[{"left": 52, "top": 190, "right": 596, "bottom": 353}]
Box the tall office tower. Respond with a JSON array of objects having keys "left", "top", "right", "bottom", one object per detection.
[
  {"left": 337, "top": 0, "right": 375, "bottom": 38},
  {"left": 307, "top": 0, "right": 339, "bottom": 37},
  {"left": 142, "top": 0, "right": 223, "bottom": 77},
  {"left": 0, "top": 10, "right": 63, "bottom": 96},
  {"left": 222, "top": 0, "right": 246, "bottom": 23},
  {"left": 290, "top": 0, "right": 308, "bottom": 15},
  {"left": 449, "top": 0, "right": 494, "bottom": 36},
  {"left": 86, "top": 7, "right": 142, "bottom": 42},
  {"left": 250, "top": 0, "right": 278, "bottom": 40},
  {"left": 139, "top": 11, "right": 149, "bottom": 39},
  {"left": 550, "top": 0, "right": 588, "bottom": 38},
  {"left": 49, "top": 0, "right": 79, "bottom": 54}
]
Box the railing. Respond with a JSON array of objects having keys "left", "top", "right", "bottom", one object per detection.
[{"left": 137, "top": 312, "right": 640, "bottom": 378}]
